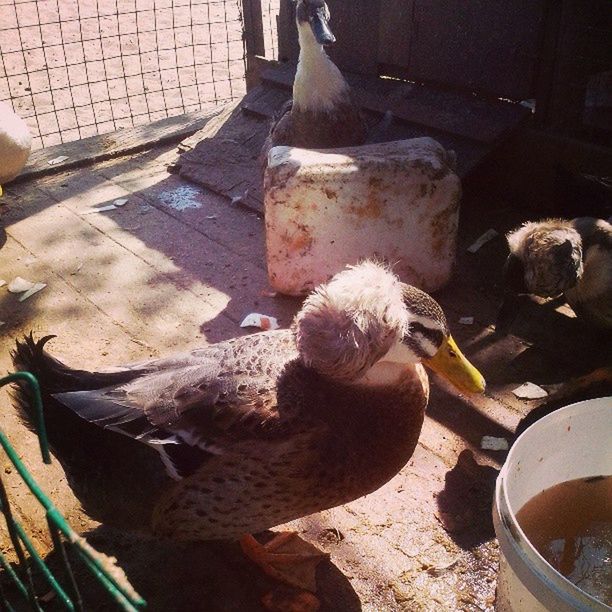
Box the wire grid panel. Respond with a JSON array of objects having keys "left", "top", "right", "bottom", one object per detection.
[
  {"left": 260, "top": 0, "right": 279, "bottom": 60},
  {"left": 0, "top": 0, "right": 247, "bottom": 150}
]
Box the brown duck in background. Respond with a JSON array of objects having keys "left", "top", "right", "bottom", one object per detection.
[
  {"left": 12, "top": 261, "right": 484, "bottom": 591},
  {"left": 496, "top": 216, "right": 612, "bottom": 332}
]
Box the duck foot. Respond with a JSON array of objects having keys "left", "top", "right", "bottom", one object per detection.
[{"left": 240, "top": 532, "right": 328, "bottom": 592}]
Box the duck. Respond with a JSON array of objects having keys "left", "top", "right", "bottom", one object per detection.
[
  {"left": 0, "top": 101, "right": 32, "bottom": 196},
  {"left": 496, "top": 217, "right": 612, "bottom": 333},
  {"left": 12, "top": 261, "right": 485, "bottom": 590},
  {"left": 260, "top": 0, "right": 368, "bottom": 167}
]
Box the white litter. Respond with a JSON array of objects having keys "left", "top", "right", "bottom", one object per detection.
[
  {"left": 459, "top": 316, "right": 474, "bottom": 325},
  {"left": 8, "top": 277, "right": 36, "bottom": 293},
  {"left": 205, "top": 215, "right": 218, "bottom": 219},
  {"left": 113, "top": 198, "right": 129, "bottom": 207},
  {"left": 467, "top": 228, "right": 498, "bottom": 253},
  {"left": 512, "top": 381, "right": 548, "bottom": 399},
  {"left": 230, "top": 189, "right": 249, "bottom": 206},
  {"left": 19, "top": 282, "right": 46, "bottom": 302},
  {"left": 47, "top": 155, "right": 69, "bottom": 165},
  {"left": 481, "top": 436, "right": 509, "bottom": 451},
  {"left": 7, "top": 276, "right": 47, "bottom": 300},
  {"left": 240, "top": 312, "right": 279, "bottom": 331},
  {"left": 80, "top": 204, "right": 120, "bottom": 214}
]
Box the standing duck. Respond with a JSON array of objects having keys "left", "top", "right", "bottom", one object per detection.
[
  {"left": 0, "top": 101, "right": 32, "bottom": 195},
  {"left": 12, "top": 261, "right": 484, "bottom": 589},
  {"left": 261, "top": 0, "right": 367, "bottom": 165},
  {"left": 496, "top": 217, "right": 612, "bottom": 332}
]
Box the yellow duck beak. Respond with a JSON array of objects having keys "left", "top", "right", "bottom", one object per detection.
[{"left": 423, "top": 335, "right": 485, "bottom": 394}]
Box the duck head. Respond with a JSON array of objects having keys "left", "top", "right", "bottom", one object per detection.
[
  {"left": 296, "top": 0, "right": 336, "bottom": 46},
  {"left": 495, "top": 220, "right": 583, "bottom": 334},
  {"left": 294, "top": 261, "right": 485, "bottom": 394}
]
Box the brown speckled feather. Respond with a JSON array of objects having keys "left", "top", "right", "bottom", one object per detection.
[{"left": 13, "top": 329, "right": 428, "bottom": 540}]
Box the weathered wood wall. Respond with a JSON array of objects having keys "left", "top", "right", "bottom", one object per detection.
[
  {"left": 263, "top": 0, "right": 612, "bottom": 145},
  {"left": 277, "top": 0, "right": 546, "bottom": 101}
]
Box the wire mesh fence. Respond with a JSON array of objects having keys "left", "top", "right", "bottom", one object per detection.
[{"left": 0, "top": 0, "right": 248, "bottom": 150}]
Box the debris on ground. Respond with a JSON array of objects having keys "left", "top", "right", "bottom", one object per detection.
[
  {"left": 7, "top": 277, "right": 47, "bottom": 301},
  {"left": 512, "top": 381, "right": 548, "bottom": 399},
  {"left": 8, "top": 276, "right": 36, "bottom": 293},
  {"left": 467, "top": 229, "right": 499, "bottom": 253},
  {"left": 19, "top": 283, "right": 47, "bottom": 302},
  {"left": 81, "top": 202, "right": 126, "bottom": 214},
  {"left": 481, "top": 436, "right": 509, "bottom": 451},
  {"left": 459, "top": 316, "right": 474, "bottom": 325},
  {"left": 240, "top": 312, "right": 280, "bottom": 331},
  {"left": 47, "top": 155, "right": 69, "bottom": 165},
  {"left": 0, "top": 280, "right": 6, "bottom": 287},
  {"left": 231, "top": 189, "right": 249, "bottom": 206}
]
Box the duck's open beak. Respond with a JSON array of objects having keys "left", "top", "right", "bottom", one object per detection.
[
  {"left": 423, "top": 335, "right": 486, "bottom": 394},
  {"left": 310, "top": 9, "right": 335, "bottom": 45}
]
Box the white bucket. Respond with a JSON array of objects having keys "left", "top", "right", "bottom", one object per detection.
[{"left": 493, "top": 397, "right": 612, "bottom": 611}]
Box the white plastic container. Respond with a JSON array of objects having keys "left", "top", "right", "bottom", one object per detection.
[
  {"left": 493, "top": 397, "right": 612, "bottom": 612},
  {"left": 264, "top": 138, "right": 460, "bottom": 296},
  {"left": 0, "top": 101, "right": 32, "bottom": 184}
]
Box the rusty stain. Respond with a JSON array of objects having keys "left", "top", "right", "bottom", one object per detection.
[
  {"left": 324, "top": 188, "right": 337, "bottom": 200},
  {"left": 348, "top": 190, "right": 384, "bottom": 219},
  {"left": 429, "top": 190, "right": 460, "bottom": 256},
  {"left": 368, "top": 175, "right": 383, "bottom": 189},
  {"left": 280, "top": 223, "right": 313, "bottom": 255}
]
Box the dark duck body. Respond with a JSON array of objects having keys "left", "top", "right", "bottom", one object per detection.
[
  {"left": 12, "top": 262, "right": 485, "bottom": 544},
  {"left": 261, "top": 0, "right": 367, "bottom": 165}
]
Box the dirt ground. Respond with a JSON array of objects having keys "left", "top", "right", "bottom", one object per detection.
[
  {"left": 1, "top": 0, "right": 246, "bottom": 150},
  {"left": 0, "top": 137, "right": 609, "bottom": 611}
]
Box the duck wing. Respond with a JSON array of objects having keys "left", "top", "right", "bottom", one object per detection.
[{"left": 54, "top": 331, "right": 302, "bottom": 479}]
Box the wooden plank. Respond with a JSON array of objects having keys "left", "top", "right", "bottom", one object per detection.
[
  {"left": 324, "top": 0, "right": 381, "bottom": 75},
  {"left": 262, "top": 63, "right": 529, "bottom": 145},
  {"left": 177, "top": 91, "right": 270, "bottom": 213},
  {"left": 14, "top": 107, "right": 226, "bottom": 183},
  {"left": 400, "top": 0, "right": 547, "bottom": 101},
  {"left": 275, "top": 0, "right": 381, "bottom": 74},
  {"left": 277, "top": 0, "right": 299, "bottom": 62},
  {"left": 545, "top": 0, "right": 612, "bottom": 139},
  {"left": 241, "top": 87, "right": 290, "bottom": 119},
  {"left": 242, "top": 0, "right": 265, "bottom": 57},
  {"left": 242, "top": 0, "right": 266, "bottom": 89},
  {"left": 377, "top": 0, "right": 414, "bottom": 69}
]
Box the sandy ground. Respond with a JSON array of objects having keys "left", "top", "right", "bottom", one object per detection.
[{"left": 0, "top": 0, "right": 248, "bottom": 150}]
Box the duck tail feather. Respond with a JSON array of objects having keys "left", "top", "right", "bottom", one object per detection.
[{"left": 10, "top": 333, "right": 143, "bottom": 434}]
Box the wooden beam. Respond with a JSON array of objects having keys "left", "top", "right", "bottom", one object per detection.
[
  {"left": 13, "top": 107, "right": 227, "bottom": 183},
  {"left": 242, "top": 0, "right": 266, "bottom": 89}
]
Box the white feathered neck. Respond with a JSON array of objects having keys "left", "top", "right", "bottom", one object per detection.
[{"left": 293, "top": 21, "right": 350, "bottom": 112}]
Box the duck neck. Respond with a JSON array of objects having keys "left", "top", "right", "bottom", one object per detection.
[{"left": 294, "top": 22, "right": 349, "bottom": 112}]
